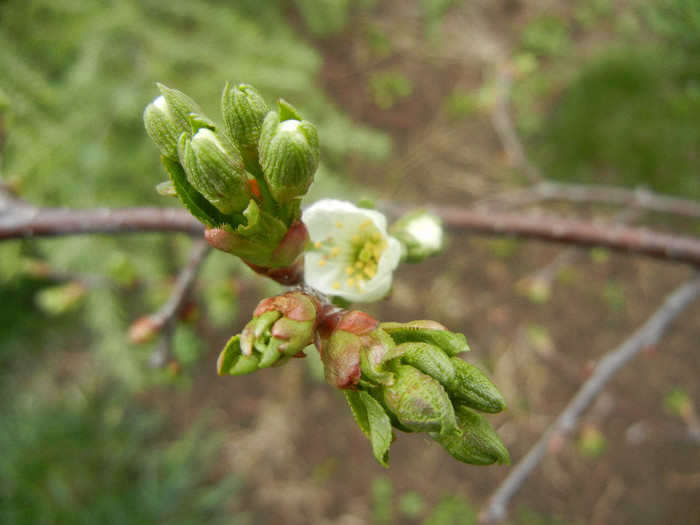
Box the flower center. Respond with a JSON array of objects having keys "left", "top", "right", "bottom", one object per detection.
[{"left": 313, "top": 218, "right": 388, "bottom": 293}]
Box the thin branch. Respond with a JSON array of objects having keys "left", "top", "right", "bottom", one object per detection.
[
  {"left": 488, "top": 65, "right": 700, "bottom": 221},
  {"left": 128, "top": 238, "right": 211, "bottom": 365},
  {"left": 491, "top": 65, "right": 542, "bottom": 185},
  {"left": 3, "top": 200, "right": 700, "bottom": 267},
  {"left": 478, "top": 274, "right": 700, "bottom": 525},
  {"left": 478, "top": 181, "right": 700, "bottom": 219},
  {"left": 0, "top": 202, "right": 203, "bottom": 239},
  {"left": 436, "top": 206, "right": 700, "bottom": 267}
]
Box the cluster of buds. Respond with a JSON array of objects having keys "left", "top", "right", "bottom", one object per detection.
[
  {"left": 144, "top": 83, "right": 320, "bottom": 283},
  {"left": 145, "top": 82, "right": 508, "bottom": 468},
  {"left": 217, "top": 291, "right": 322, "bottom": 375},
  {"left": 217, "top": 290, "right": 509, "bottom": 467}
]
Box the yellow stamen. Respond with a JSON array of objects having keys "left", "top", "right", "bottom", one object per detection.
[
  {"left": 332, "top": 281, "right": 341, "bottom": 290},
  {"left": 335, "top": 221, "right": 344, "bottom": 228},
  {"left": 318, "top": 259, "right": 327, "bottom": 267},
  {"left": 345, "top": 266, "right": 354, "bottom": 275}
]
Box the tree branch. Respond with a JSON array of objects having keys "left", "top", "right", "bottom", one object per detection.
[
  {"left": 478, "top": 274, "right": 700, "bottom": 524},
  {"left": 0, "top": 201, "right": 203, "bottom": 239},
  {"left": 436, "top": 206, "right": 700, "bottom": 267},
  {"left": 477, "top": 181, "right": 700, "bottom": 219},
  {"left": 2, "top": 200, "right": 700, "bottom": 267},
  {"left": 145, "top": 238, "right": 211, "bottom": 367}
]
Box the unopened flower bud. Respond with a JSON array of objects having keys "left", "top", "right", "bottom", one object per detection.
[
  {"left": 143, "top": 84, "right": 204, "bottom": 159},
  {"left": 144, "top": 96, "right": 181, "bottom": 159},
  {"left": 221, "top": 83, "right": 270, "bottom": 162},
  {"left": 382, "top": 365, "right": 460, "bottom": 435},
  {"left": 179, "top": 129, "right": 251, "bottom": 215},
  {"left": 430, "top": 405, "right": 510, "bottom": 466},
  {"left": 390, "top": 210, "right": 444, "bottom": 263},
  {"left": 258, "top": 102, "right": 320, "bottom": 203},
  {"left": 217, "top": 291, "right": 321, "bottom": 375}
]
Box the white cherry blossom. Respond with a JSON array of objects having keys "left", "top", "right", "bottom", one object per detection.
[{"left": 303, "top": 199, "right": 402, "bottom": 302}]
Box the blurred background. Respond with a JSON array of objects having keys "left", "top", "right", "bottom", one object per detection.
[{"left": 1, "top": 0, "right": 699, "bottom": 523}]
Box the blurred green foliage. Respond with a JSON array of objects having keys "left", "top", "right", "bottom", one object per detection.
[
  {"left": 520, "top": 15, "right": 572, "bottom": 58},
  {"left": 0, "top": 385, "right": 248, "bottom": 524},
  {"left": 521, "top": 0, "right": 700, "bottom": 198},
  {"left": 368, "top": 70, "right": 413, "bottom": 110},
  {"left": 0, "top": 0, "right": 389, "bottom": 209}
]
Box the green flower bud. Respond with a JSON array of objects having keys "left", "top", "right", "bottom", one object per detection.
[
  {"left": 157, "top": 83, "right": 204, "bottom": 131},
  {"left": 144, "top": 84, "right": 205, "bottom": 159},
  {"left": 258, "top": 103, "right": 320, "bottom": 203},
  {"left": 179, "top": 129, "right": 251, "bottom": 215},
  {"left": 446, "top": 358, "right": 507, "bottom": 414},
  {"left": 221, "top": 83, "right": 270, "bottom": 161},
  {"left": 143, "top": 96, "right": 181, "bottom": 159},
  {"left": 217, "top": 291, "right": 321, "bottom": 375},
  {"left": 390, "top": 210, "right": 444, "bottom": 263},
  {"left": 430, "top": 405, "right": 510, "bottom": 466},
  {"left": 382, "top": 365, "right": 460, "bottom": 435}
]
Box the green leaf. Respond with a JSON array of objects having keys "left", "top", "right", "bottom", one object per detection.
[
  {"left": 430, "top": 405, "right": 510, "bottom": 466},
  {"left": 217, "top": 334, "right": 262, "bottom": 376},
  {"left": 217, "top": 334, "right": 242, "bottom": 375},
  {"left": 161, "top": 156, "right": 228, "bottom": 228},
  {"left": 447, "top": 358, "right": 507, "bottom": 414},
  {"left": 396, "top": 342, "right": 456, "bottom": 386},
  {"left": 382, "top": 365, "right": 459, "bottom": 436},
  {"left": 346, "top": 390, "right": 393, "bottom": 467},
  {"left": 380, "top": 321, "right": 469, "bottom": 356}
]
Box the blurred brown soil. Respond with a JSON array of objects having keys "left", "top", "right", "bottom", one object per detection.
[{"left": 181, "top": 2, "right": 700, "bottom": 524}]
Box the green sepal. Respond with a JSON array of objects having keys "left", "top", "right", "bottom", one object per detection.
[
  {"left": 161, "top": 155, "right": 228, "bottom": 228},
  {"left": 346, "top": 390, "right": 393, "bottom": 467},
  {"left": 277, "top": 99, "right": 302, "bottom": 121},
  {"left": 447, "top": 358, "right": 507, "bottom": 414},
  {"left": 394, "top": 342, "right": 456, "bottom": 386},
  {"left": 230, "top": 354, "right": 261, "bottom": 375},
  {"left": 380, "top": 321, "right": 469, "bottom": 357},
  {"left": 228, "top": 200, "right": 288, "bottom": 266},
  {"left": 188, "top": 113, "right": 217, "bottom": 133},
  {"left": 157, "top": 83, "right": 203, "bottom": 131},
  {"left": 430, "top": 405, "right": 510, "bottom": 466}
]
